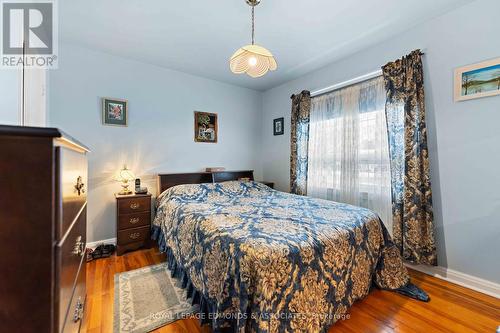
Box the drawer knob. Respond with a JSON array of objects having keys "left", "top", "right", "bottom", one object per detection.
[
  {"left": 130, "top": 217, "right": 140, "bottom": 224},
  {"left": 129, "top": 232, "right": 140, "bottom": 240},
  {"left": 74, "top": 176, "right": 85, "bottom": 196},
  {"left": 72, "top": 235, "right": 84, "bottom": 257},
  {"left": 130, "top": 202, "right": 140, "bottom": 209},
  {"left": 73, "top": 297, "right": 84, "bottom": 323}
]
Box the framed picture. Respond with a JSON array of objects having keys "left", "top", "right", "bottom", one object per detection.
[
  {"left": 194, "top": 111, "right": 218, "bottom": 143},
  {"left": 454, "top": 57, "right": 500, "bottom": 102},
  {"left": 273, "top": 117, "right": 284, "bottom": 136},
  {"left": 102, "top": 97, "right": 128, "bottom": 126}
]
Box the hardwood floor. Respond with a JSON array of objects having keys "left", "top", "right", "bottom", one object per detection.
[{"left": 83, "top": 248, "right": 500, "bottom": 333}]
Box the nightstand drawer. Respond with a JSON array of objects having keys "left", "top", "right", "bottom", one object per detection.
[
  {"left": 115, "top": 193, "right": 152, "bottom": 255},
  {"left": 118, "top": 211, "right": 150, "bottom": 230},
  {"left": 117, "top": 226, "right": 150, "bottom": 245},
  {"left": 118, "top": 196, "right": 150, "bottom": 214}
]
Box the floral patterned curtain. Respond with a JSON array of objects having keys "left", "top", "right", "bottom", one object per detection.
[
  {"left": 290, "top": 90, "right": 311, "bottom": 195},
  {"left": 382, "top": 50, "right": 437, "bottom": 265}
]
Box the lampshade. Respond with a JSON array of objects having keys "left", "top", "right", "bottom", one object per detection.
[
  {"left": 116, "top": 165, "right": 135, "bottom": 195},
  {"left": 117, "top": 165, "right": 135, "bottom": 182},
  {"left": 230, "top": 44, "right": 277, "bottom": 78}
]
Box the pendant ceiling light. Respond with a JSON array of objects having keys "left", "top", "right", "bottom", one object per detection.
[{"left": 230, "top": 0, "right": 277, "bottom": 78}]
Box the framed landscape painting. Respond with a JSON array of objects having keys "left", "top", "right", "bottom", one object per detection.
[
  {"left": 454, "top": 57, "right": 500, "bottom": 102},
  {"left": 194, "top": 111, "right": 218, "bottom": 143},
  {"left": 102, "top": 97, "right": 128, "bottom": 126}
]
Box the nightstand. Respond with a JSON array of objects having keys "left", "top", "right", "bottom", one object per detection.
[
  {"left": 115, "top": 193, "right": 152, "bottom": 256},
  {"left": 259, "top": 181, "right": 274, "bottom": 189}
]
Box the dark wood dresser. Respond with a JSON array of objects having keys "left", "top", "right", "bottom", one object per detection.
[
  {"left": 115, "top": 193, "right": 152, "bottom": 255},
  {"left": 0, "top": 125, "right": 89, "bottom": 333}
]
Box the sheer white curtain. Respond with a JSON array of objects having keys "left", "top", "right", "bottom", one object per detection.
[{"left": 307, "top": 76, "right": 393, "bottom": 233}]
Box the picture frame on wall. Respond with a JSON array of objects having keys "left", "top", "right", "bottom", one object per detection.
[
  {"left": 273, "top": 117, "right": 284, "bottom": 136},
  {"left": 454, "top": 57, "right": 500, "bottom": 102},
  {"left": 102, "top": 97, "right": 128, "bottom": 126},
  {"left": 194, "top": 111, "right": 218, "bottom": 143}
]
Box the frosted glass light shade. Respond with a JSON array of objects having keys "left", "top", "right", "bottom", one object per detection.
[
  {"left": 115, "top": 165, "right": 135, "bottom": 195},
  {"left": 118, "top": 167, "right": 135, "bottom": 182},
  {"left": 230, "top": 44, "right": 277, "bottom": 78}
]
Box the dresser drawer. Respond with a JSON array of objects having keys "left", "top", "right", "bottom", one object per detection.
[
  {"left": 118, "top": 211, "right": 150, "bottom": 230},
  {"left": 117, "top": 225, "right": 150, "bottom": 245},
  {"left": 56, "top": 206, "right": 86, "bottom": 332},
  {"left": 57, "top": 146, "right": 88, "bottom": 240},
  {"left": 62, "top": 260, "right": 86, "bottom": 333},
  {"left": 118, "top": 196, "right": 150, "bottom": 214}
]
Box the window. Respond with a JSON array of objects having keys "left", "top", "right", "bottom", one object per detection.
[{"left": 307, "top": 76, "right": 393, "bottom": 232}]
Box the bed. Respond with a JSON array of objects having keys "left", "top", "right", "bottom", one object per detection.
[{"left": 152, "top": 171, "right": 427, "bottom": 333}]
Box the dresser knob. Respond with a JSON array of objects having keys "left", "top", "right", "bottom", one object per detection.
[
  {"left": 72, "top": 236, "right": 84, "bottom": 256},
  {"left": 73, "top": 297, "right": 84, "bottom": 322},
  {"left": 129, "top": 217, "right": 140, "bottom": 224},
  {"left": 130, "top": 202, "right": 140, "bottom": 209},
  {"left": 74, "top": 176, "right": 85, "bottom": 196},
  {"left": 129, "top": 232, "right": 140, "bottom": 240}
]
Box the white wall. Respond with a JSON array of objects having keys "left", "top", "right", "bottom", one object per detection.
[
  {"left": 0, "top": 70, "right": 20, "bottom": 125},
  {"left": 48, "top": 44, "right": 263, "bottom": 243},
  {"left": 261, "top": 0, "right": 500, "bottom": 283}
]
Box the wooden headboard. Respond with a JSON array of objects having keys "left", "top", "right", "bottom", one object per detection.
[{"left": 157, "top": 170, "right": 254, "bottom": 194}]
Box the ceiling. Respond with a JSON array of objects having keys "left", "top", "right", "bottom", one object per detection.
[{"left": 60, "top": 0, "right": 473, "bottom": 91}]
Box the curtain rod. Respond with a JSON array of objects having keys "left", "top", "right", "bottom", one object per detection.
[
  {"left": 310, "top": 49, "right": 426, "bottom": 98},
  {"left": 310, "top": 69, "right": 382, "bottom": 97}
]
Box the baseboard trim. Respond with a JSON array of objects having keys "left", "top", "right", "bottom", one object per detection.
[
  {"left": 406, "top": 263, "right": 500, "bottom": 299},
  {"left": 86, "top": 237, "right": 117, "bottom": 249}
]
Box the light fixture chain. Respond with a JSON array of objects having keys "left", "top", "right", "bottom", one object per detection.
[{"left": 251, "top": 5, "right": 255, "bottom": 45}]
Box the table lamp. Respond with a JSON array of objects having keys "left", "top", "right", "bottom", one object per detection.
[{"left": 116, "top": 165, "right": 135, "bottom": 195}]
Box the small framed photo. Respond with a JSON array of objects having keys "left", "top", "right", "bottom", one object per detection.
[
  {"left": 102, "top": 97, "right": 128, "bottom": 126},
  {"left": 194, "top": 111, "right": 218, "bottom": 143},
  {"left": 273, "top": 117, "right": 284, "bottom": 136},
  {"left": 454, "top": 57, "right": 500, "bottom": 102}
]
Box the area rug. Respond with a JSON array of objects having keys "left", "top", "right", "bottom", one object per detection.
[{"left": 114, "top": 263, "right": 199, "bottom": 333}]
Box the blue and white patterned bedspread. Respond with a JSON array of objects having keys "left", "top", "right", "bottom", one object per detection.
[{"left": 153, "top": 181, "right": 409, "bottom": 333}]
